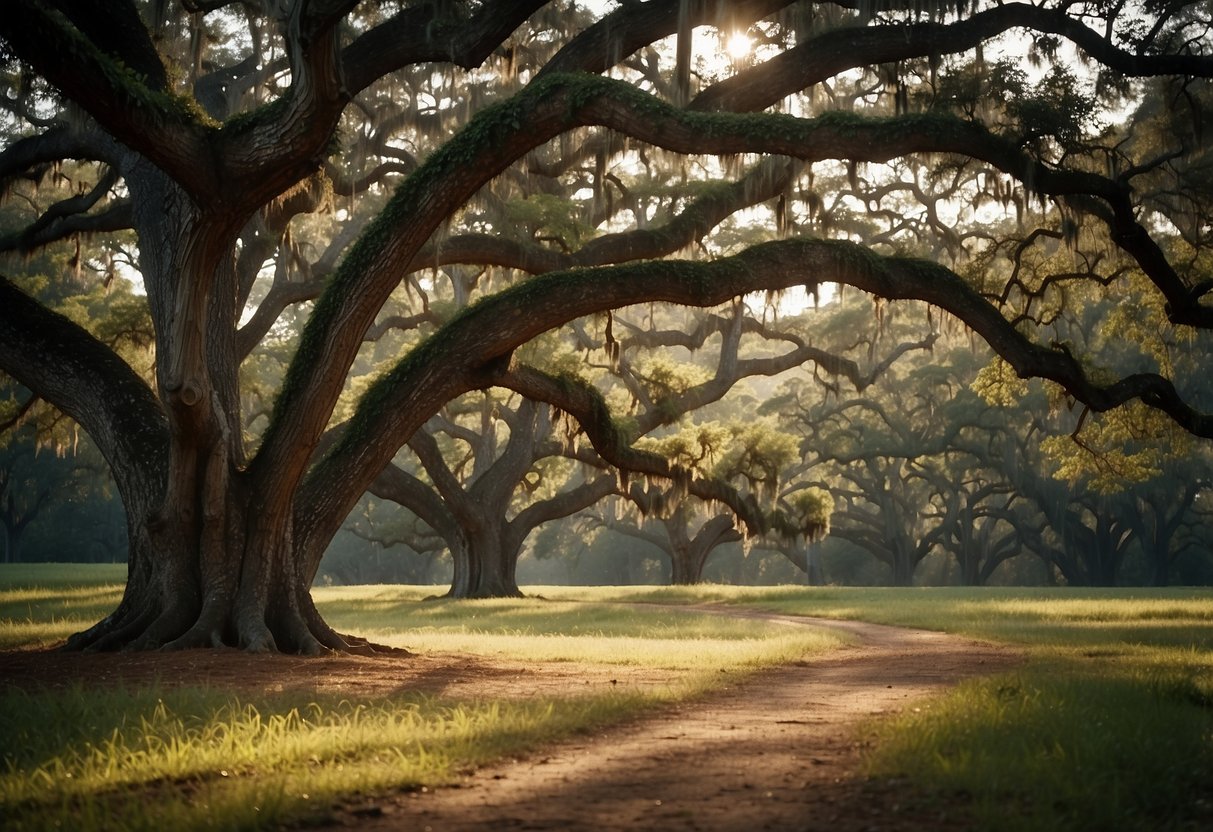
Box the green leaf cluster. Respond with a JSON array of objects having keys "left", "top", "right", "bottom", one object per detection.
[
  {"left": 634, "top": 356, "right": 712, "bottom": 403},
  {"left": 971, "top": 357, "right": 1029, "bottom": 407},
  {"left": 502, "top": 194, "right": 594, "bottom": 249},
  {"left": 1041, "top": 402, "right": 1193, "bottom": 494},
  {"left": 1010, "top": 66, "right": 1100, "bottom": 151},
  {"left": 771, "top": 486, "right": 834, "bottom": 542}
]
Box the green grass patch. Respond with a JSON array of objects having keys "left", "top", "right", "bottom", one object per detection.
[
  {"left": 0, "top": 565, "right": 126, "bottom": 649},
  {"left": 0, "top": 567, "right": 842, "bottom": 831},
  {"left": 550, "top": 584, "right": 1213, "bottom": 644},
  {"left": 0, "top": 683, "right": 656, "bottom": 832},
  {"left": 4, "top": 568, "right": 1211, "bottom": 832},
  {"left": 867, "top": 659, "right": 1213, "bottom": 831}
]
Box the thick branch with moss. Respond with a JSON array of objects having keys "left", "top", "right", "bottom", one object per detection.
[
  {"left": 494, "top": 365, "right": 766, "bottom": 535},
  {"left": 0, "top": 275, "right": 167, "bottom": 487},
  {"left": 292, "top": 235, "right": 1213, "bottom": 565},
  {"left": 269, "top": 70, "right": 1213, "bottom": 507},
  {"left": 0, "top": 1, "right": 218, "bottom": 202},
  {"left": 341, "top": 1, "right": 549, "bottom": 94},
  {"left": 690, "top": 3, "right": 1213, "bottom": 114}
]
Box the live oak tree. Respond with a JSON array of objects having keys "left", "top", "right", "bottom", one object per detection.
[
  {"left": 538, "top": 297, "right": 919, "bottom": 587},
  {"left": 369, "top": 390, "right": 621, "bottom": 598},
  {"left": 370, "top": 299, "right": 868, "bottom": 596},
  {"left": 3, "top": 1, "right": 1213, "bottom": 651}
]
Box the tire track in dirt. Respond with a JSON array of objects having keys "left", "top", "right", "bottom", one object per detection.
[{"left": 327, "top": 609, "right": 1020, "bottom": 832}]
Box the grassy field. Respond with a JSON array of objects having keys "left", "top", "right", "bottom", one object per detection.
[
  {"left": 563, "top": 584, "right": 1213, "bottom": 831},
  {"left": 0, "top": 567, "right": 842, "bottom": 832},
  {"left": 2, "top": 567, "right": 1211, "bottom": 831}
]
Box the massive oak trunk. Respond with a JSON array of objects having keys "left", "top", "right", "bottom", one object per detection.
[{"left": 60, "top": 171, "right": 337, "bottom": 652}]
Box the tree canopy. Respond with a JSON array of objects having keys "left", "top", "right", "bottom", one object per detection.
[{"left": 1, "top": 0, "right": 1211, "bottom": 652}]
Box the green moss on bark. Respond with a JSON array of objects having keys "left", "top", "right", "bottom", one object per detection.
[{"left": 267, "top": 71, "right": 1009, "bottom": 459}]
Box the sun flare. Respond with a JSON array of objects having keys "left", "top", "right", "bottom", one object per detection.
[{"left": 724, "top": 31, "right": 752, "bottom": 60}]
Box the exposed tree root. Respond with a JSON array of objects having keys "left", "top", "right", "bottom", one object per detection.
[{"left": 60, "top": 597, "right": 412, "bottom": 657}]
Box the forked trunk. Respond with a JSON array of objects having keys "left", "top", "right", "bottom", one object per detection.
[
  {"left": 61, "top": 175, "right": 359, "bottom": 653},
  {"left": 665, "top": 511, "right": 736, "bottom": 585},
  {"left": 447, "top": 524, "right": 524, "bottom": 599}
]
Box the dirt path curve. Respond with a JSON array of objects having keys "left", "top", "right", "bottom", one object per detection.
[{"left": 327, "top": 611, "right": 1019, "bottom": 832}]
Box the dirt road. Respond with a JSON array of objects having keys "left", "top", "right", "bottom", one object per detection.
[{"left": 323, "top": 612, "right": 1018, "bottom": 832}]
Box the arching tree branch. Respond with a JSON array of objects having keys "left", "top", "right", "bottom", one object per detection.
[
  {"left": 0, "top": 275, "right": 167, "bottom": 491},
  {"left": 294, "top": 235, "right": 1213, "bottom": 566},
  {"left": 691, "top": 3, "right": 1213, "bottom": 114},
  {"left": 266, "top": 72, "right": 1210, "bottom": 485}
]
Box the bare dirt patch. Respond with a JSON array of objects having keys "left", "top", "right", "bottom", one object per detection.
[{"left": 0, "top": 609, "right": 1019, "bottom": 831}]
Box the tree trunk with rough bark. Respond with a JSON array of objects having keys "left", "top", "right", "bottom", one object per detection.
[
  {"left": 664, "top": 509, "right": 740, "bottom": 585},
  {"left": 446, "top": 521, "right": 525, "bottom": 599},
  {"left": 61, "top": 170, "right": 338, "bottom": 652}
]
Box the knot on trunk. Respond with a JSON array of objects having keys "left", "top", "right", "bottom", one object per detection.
[
  {"left": 166, "top": 378, "right": 204, "bottom": 407},
  {"left": 179, "top": 381, "right": 203, "bottom": 407}
]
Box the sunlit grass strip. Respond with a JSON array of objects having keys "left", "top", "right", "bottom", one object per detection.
[
  {"left": 317, "top": 590, "right": 848, "bottom": 679},
  {"left": 0, "top": 567, "right": 126, "bottom": 649},
  {"left": 0, "top": 620, "right": 89, "bottom": 651},
  {"left": 312, "top": 590, "right": 794, "bottom": 637},
  {"left": 366, "top": 629, "right": 842, "bottom": 670},
  {"left": 865, "top": 660, "right": 1213, "bottom": 832},
  {"left": 550, "top": 585, "right": 1213, "bottom": 647},
  {"left": 0, "top": 685, "right": 653, "bottom": 832}
]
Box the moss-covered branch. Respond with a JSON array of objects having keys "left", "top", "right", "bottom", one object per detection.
[
  {"left": 0, "top": 275, "right": 167, "bottom": 489},
  {"left": 691, "top": 3, "right": 1213, "bottom": 114},
  {"left": 0, "top": 1, "right": 218, "bottom": 200},
  {"left": 271, "top": 69, "right": 1209, "bottom": 521},
  {"left": 341, "top": 1, "right": 549, "bottom": 95},
  {"left": 0, "top": 201, "right": 133, "bottom": 255},
  {"left": 292, "top": 235, "right": 1213, "bottom": 567}
]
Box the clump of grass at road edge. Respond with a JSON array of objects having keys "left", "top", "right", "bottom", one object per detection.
[{"left": 867, "top": 660, "right": 1212, "bottom": 831}]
